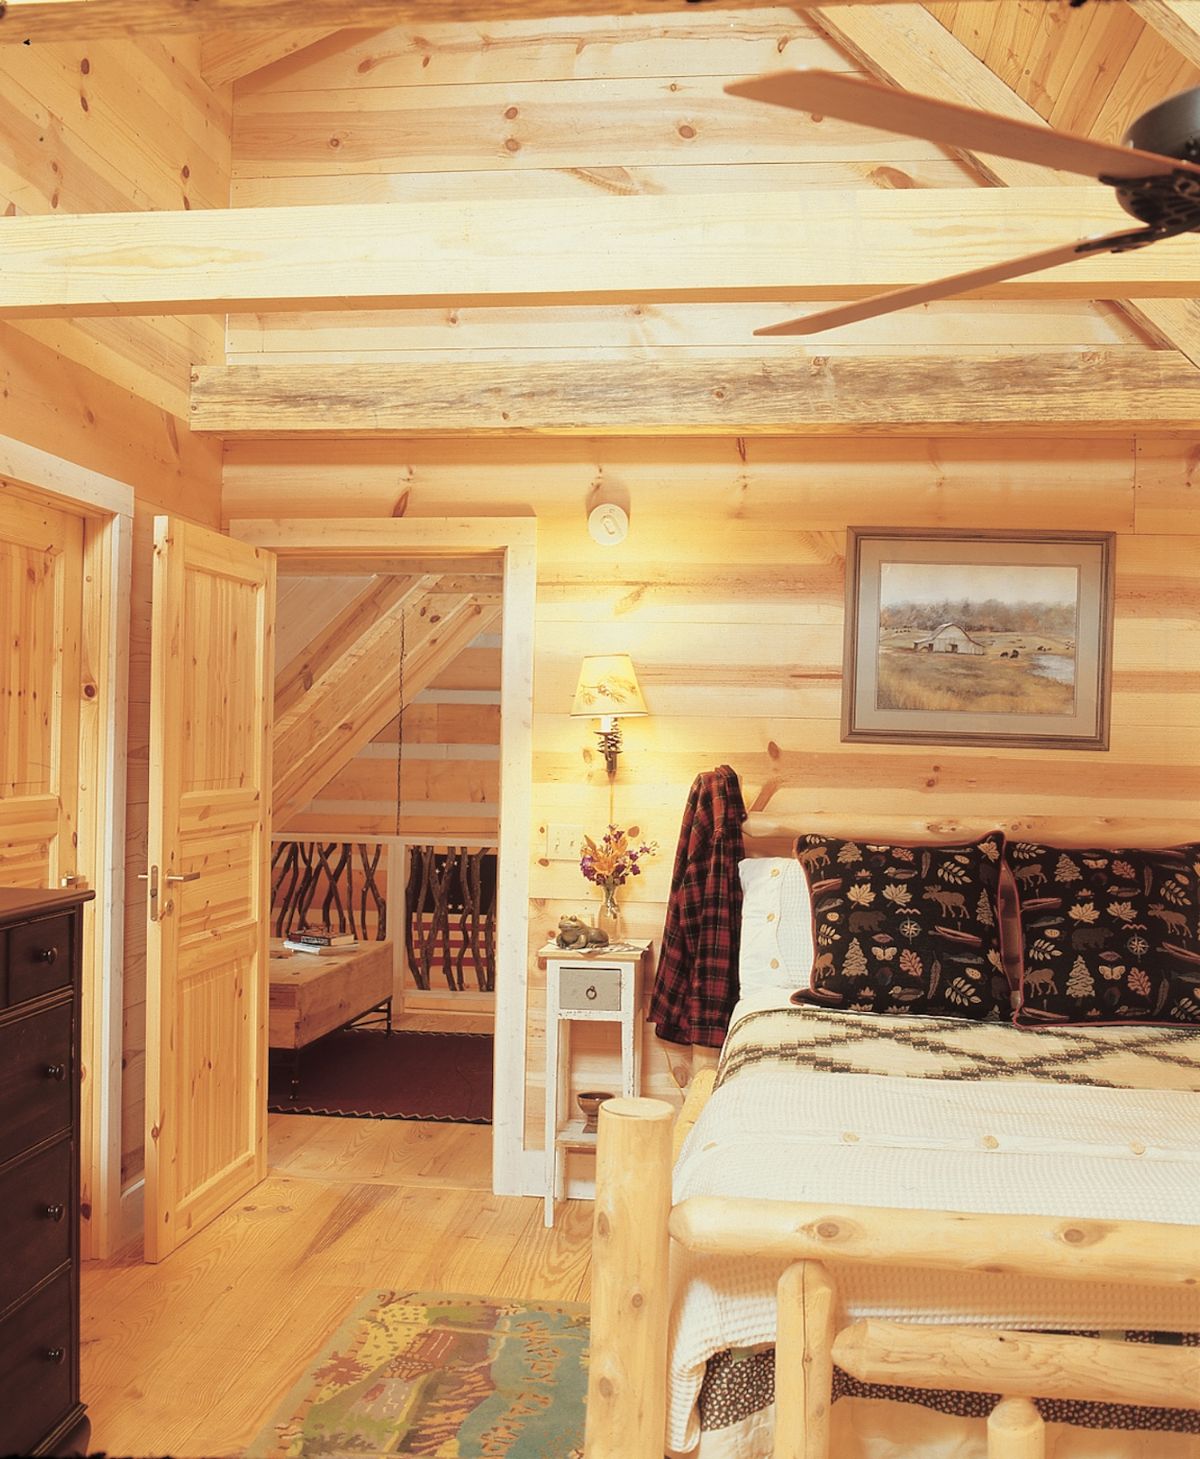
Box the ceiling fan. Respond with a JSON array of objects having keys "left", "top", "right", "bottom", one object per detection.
[{"left": 723, "top": 70, "right": 1200, "bottom": 336}]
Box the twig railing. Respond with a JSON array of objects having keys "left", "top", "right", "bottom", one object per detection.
[
  {"left": 584, "top": 1097, "right": 1200, "bottom": 1459},
  {"left": 270, "top": 839, "right": 387, "bottom": 941},
  {"left": 404, "top": 844, "right": 496, "bottom": 992}
]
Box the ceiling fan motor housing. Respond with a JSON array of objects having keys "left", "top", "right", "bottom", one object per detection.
[{"left": 1116, "top": 87, "right": 1200, "bottom": 228}]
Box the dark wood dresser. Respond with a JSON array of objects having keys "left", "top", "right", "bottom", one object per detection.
[{"left": 0, "top": 887, "right": 93, "bottom": 1457}]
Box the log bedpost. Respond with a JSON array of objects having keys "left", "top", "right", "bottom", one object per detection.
[
  {"left": 584, "top": 1096, "right": 674, "bottom": 1459},
  {"left": 773, "top": 1260, "right": 835, "bottom": 1459},
  {"left": 987, "top": 1398, "right": 1046, "bottom": 1459}
]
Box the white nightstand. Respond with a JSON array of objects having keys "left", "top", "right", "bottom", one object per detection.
[{"left": 540, "top": 938, "right": 652, "bottom": 1227}]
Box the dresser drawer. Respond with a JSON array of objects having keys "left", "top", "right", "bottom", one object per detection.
[
  {"left": 0, "top": 1271, "right": 74, "bottom": 1458},
  {"left": 558, "top": 965, "right": 622, "bottom": 1012},
  {"left": 0, "top": 1002, "right": 73, "bottom": 1166},
  {"left": 0, "top": 1140, "right": 72, "bottom": 1318},
  {"left": 8, "top": 914, "right": 73, "bottom": 1008}
]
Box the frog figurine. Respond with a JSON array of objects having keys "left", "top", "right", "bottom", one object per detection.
[{"left": 555, "top": 915, "right": 609, "bottom": 950}]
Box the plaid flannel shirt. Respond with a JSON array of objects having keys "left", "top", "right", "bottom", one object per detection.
[{"left": 649, "top": 765, "right": 746, "bottom": 1048}]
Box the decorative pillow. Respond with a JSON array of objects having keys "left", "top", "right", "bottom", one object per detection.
[
  {"left": 737, "top": 857, "right": 815, "bottom": 995},
  {"left": 1006, "top": 841, "right": 1200, "bottom": 1025},
  {"left": 791, "top": 833, "right": 1005, "bottom": 1020}
]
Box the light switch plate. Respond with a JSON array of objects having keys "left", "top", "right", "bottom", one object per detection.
[{"left": 546, "top": 823, "right": 583, "bottom": 860}]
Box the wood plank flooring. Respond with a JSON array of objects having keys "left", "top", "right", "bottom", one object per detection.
[{"left": 82, "top": 1115, "right": 591, "bottom": 1457}]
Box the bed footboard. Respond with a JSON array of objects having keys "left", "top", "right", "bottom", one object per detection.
[{"left": 584, "top": 1098, "right": 1200, "bottom": 1459}]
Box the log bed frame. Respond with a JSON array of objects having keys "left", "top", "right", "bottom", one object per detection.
[{"left": 582, "top": 811, "right": 1200, "bottom": 1459}]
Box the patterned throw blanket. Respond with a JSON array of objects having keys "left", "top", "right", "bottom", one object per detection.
[
  {"left": 668, "top": 1005, "right": 1200, "bottom": 1457},
  {"left": 718, "top": 1005, "right": 1200, "bottom": 1093}
]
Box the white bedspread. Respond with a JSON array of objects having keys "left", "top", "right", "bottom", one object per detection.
[{"left": 667, "top": 1057, "right": 1200, "bottom": 1453}]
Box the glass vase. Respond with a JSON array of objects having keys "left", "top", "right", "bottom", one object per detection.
[{"left": 596, "top": 880, "right": 621, "bottom": 944}]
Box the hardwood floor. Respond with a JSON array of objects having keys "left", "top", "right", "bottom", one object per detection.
[{"left": 82, "top": 1116, "right": 591, "bottom": 1457}]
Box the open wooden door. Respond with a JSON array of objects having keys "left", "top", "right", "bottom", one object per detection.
[
  {"left": 144, "top": 519, "right": 274, "bottom": 1261},
  {"left": 0, "top": 487, "right": 83, "bottom": 889}
]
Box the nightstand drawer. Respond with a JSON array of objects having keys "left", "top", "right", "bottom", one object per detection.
[{"left": 558, "top": 965, "right": 621, "bottom": 1012}]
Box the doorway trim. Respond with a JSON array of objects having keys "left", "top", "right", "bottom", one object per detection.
[
  {"left": 0, "top": 433, "right": 132, "bottom": 1257},
  {"left": 229, "top": 517, "right": 535, "bottom": 1197}
]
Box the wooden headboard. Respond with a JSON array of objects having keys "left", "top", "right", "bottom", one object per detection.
[{"left": 742, "top": 809, "right": 1198, "bottom": 860}]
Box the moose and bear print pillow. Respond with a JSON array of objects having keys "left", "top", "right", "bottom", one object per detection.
[
  {"left": 1006, "top": 841, "right": 1200, "bottom": 1025},
  {"left": 790, "top": 833, "right": 1006, "bottom": 1020}
]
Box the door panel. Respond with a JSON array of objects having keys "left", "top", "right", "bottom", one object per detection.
[
  {"left": 0, "top": 489, "right": 83, "bottom": 889},
  {"left": 145, "top": 518, "right": 274, "bottom": 1261}
]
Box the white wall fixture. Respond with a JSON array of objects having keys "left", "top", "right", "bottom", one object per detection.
[{"left": 588, "top": 502, "right": 629, "bottom": 546}]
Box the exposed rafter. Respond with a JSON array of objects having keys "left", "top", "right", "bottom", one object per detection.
[
  {"left": 200, "top": 28, "right": 347, "bottom": 87},
  {"left": 191, "top": 353, "right": 1200, "bottom": 437},
  {"left": 1, "top": 192, "right": 1193, "bottom": 320},
  {"left": 809, "top": 1, "right": 1200, "bottom": 367},
  {"left": 1131, "top": 0, "right": 1200, "bottom": 71},
  {"left": 274, "top": 584, "right": 498, "bottom": 827}
]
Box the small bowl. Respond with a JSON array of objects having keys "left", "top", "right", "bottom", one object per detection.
[{"left": 577, "top": 1090, "right": 615, "bottom": 1135}]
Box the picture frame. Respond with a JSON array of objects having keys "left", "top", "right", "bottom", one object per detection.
[{"left": 842, "top": 528, "right": 1115, "bottom": 751}]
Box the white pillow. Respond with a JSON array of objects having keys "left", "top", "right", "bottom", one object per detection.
[{"left": 737, "top": 856, "right": 815, "bottom": 994}]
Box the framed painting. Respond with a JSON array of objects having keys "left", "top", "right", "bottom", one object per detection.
[{"left": 842, "top": 528, "right": 1115, "bottom": 750}]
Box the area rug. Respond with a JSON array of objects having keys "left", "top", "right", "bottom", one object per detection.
[
  {"left": 245, "top": 1291, "right": 587, "bottom": 1458},
  {"left": 268, "top": 1030, "right": 493, "bottom": 1124}
]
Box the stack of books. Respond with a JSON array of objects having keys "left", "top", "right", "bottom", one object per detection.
[{"left": 282, "top": 931, "right": 358, "bottom": 956}]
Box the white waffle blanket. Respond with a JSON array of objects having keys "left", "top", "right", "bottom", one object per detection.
[{"left": 667, "top": 1025, "right": 1200, "bottom": 1454}]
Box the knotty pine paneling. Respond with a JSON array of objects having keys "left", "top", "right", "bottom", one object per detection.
[
  {"left": 228, "top": 8, "right": 1138, "bottom": 359},
  {"left": 221, "top": 434, "right": 1200, "bottom": 1146},
  {"left": 0, "top": 36, "right": 232, "bottom": 1191},
  {"left": 929, "top": 0, "right": 1200, "bottom": 144}
]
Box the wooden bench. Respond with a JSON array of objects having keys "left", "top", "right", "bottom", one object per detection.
[{"left": 268, "top": 939, "right": 394, "bottom": 1094}]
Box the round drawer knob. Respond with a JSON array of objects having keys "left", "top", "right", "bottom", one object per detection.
[
  {"left": 35, "top": 946, "right": 58, "bottom": 965},
  {"left": 44, "top": 1203, "right": 66, "bottom": 1223},
  {"left": 44, "top": 1063, "right": 67, "bottom": 1082},
  {"left": 45, "top": 1347, "right": 65, "bottom": 1365},
  {"left": 585, "top": 984, "right": 598, "bottom": 1001}
]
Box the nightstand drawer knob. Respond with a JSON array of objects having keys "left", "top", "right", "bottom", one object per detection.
[
  {"left": 585, "top": 984, "right": 598, "bottom": 1001},
  {"left": 45, "top": 1063, "right": 67, "bottom": 1082},
  {"left": 45, "top": 1347, "right": 65, "bottom": 1365},
  {"left": 35, "top": 946, "right": 58, "bottom": 965},
  {"left": 44, "top": 1202, "right": 66, "bottom": 1223}
]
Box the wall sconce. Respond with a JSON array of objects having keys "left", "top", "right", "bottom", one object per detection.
[{"left": 571, "top": 653, "right": 648, "bottom": 777}]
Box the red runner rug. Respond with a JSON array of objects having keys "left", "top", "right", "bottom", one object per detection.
[{"left": 268, "top": 1028, "right": 492, "bottom": 1124}]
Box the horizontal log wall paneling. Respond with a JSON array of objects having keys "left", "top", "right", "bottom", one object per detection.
[{"left": 223, "top": 436, "right": 1200, "bottom": 1145}]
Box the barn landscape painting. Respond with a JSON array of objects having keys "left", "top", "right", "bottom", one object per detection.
[
  {"left": 876, "top": 560, "right": 1080, "bottom": 716},
  {"left": 843, "top": 530, "right": 1114, "bottom": 750}
]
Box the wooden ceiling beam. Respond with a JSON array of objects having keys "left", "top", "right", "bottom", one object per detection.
[
  {"left": 190, "top": 352, "right": 1200, "bottom": 436},
  {"left": 1130, "top": 0, "right": 1200, "bottom": 71},
  {"left": 200, "top": 28, "right": 348, "bottom": 87},
  {"left": 1, "top": 192, "right": 1192, "bottom": 319},
  {"left": 275, "top": 573, "right": 431, "bottom": 719},
  {"left": 0, "top": 0, "right": 799, "bottom": 42},
  {"left": 809, "top": 2, "right": 1200, "bottom": 367}
]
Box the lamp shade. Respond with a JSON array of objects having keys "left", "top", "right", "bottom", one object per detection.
[{"left": 570, "top": 654, "right": 648, "bottom": 719}]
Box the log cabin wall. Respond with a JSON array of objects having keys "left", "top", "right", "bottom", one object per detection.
[
  {"left": 0, "top": 38, "right": 231, "bottom": 1194},
  {"left": 221, "top": 8, "right": 1200, "bottom": 1147}
]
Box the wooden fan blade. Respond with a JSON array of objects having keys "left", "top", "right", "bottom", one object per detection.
[
  {"left": 726, "top": 71, "right": 1200, "bottom": 183},
  {"left": 754, "top": 236, "right": 1126, "bottom": 337}
]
